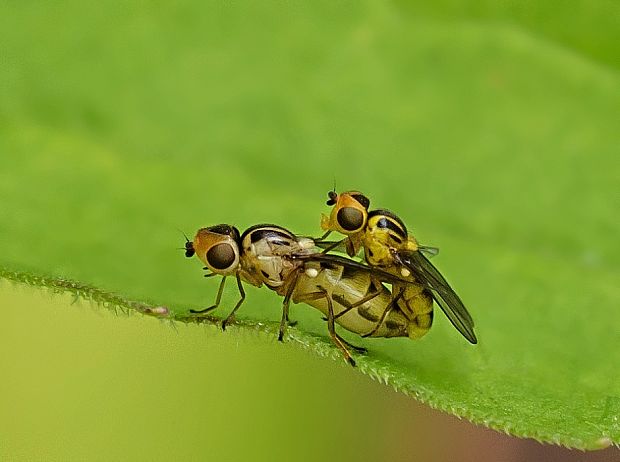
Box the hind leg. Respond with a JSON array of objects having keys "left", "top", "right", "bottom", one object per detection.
[{"left": 295, "top": 287, "right": 358, "bottom": 366}]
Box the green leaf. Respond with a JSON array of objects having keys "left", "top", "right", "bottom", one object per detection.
[{"left": 1, "top": 0, "right": 618, "bottom": 450}]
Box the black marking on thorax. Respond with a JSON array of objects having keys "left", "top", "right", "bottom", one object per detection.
[
  {"left": 241, "top": 224, "right": 295, "bottom": 244},
  {"left": 369, "top": 209, "right": 408, "bottom": 240}
]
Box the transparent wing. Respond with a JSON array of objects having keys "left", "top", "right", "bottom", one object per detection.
[
  {"left": 418, "top": 245, "right": 439, "bottom": 258},
  {"left": 397, "top": 250, "right": 477, "bottom": 344},
  {"left": 291, "top": 252, "right": 409, "bottom": 283}
]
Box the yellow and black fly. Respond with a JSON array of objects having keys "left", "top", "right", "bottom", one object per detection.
[{"left": 319, "top": 190, "right": 477, "bottom": 344}]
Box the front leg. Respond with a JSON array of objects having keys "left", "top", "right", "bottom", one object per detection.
[
  {"left": 319, "top": 285, "right": 356, "bottom": 366},
  {"left": 318, "top": 238, "right": 346, "bottom": 254},
  {"left": 362, "top": 288, "right": 404, "bottom": 338},
  {"left": 332, "top": 277, "right": 383, "bottom": 319},
  {"left": 221, "top": 274, "right": 246, "bottom": 330},
  {"left": 335, "top": 334, "right": 367, "bottom": 354},
  {"left": 278, "top": 269, "right": 300, "bottom": 341},
  {"left": 190, "top": 276, "right": 227, "bottom": 314},
  {"left": 295, "top": 288, "right": 364, "bottom": 364}
]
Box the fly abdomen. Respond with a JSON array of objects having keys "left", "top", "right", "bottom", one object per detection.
[
  {"left": 396, "top": 283, "right": 433, "bottom": 339},
  {"left": 292, "top": 263, "right": 409, "bottom": 338}
]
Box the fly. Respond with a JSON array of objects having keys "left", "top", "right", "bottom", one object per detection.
[{"left": 318, "top": 190, "right": 477, "bottom": 344}]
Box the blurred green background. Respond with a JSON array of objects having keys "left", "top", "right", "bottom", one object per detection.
[{"left": 0, "top": 0, "right": 618, "bottom": 459}]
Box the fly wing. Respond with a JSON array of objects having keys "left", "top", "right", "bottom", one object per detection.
[
  {"left": 315, "top": 238, "right": 439, "bottom": 259},
  {"left": 397, "top": 250, "right": 477, "bottom": 344},
  {"left": 291, "top": 252, "right": 409, "bottom": 284},
  {"left": 418, "top": 245, "right": 439, "bottom": 258}
]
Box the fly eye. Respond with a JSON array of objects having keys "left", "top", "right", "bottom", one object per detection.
[
  {"left": 337, "top": 207, "right": 365, "bottom": 232},
  {"left": 206, "top": 243, "right": 237, "bottom": 270},
  {"left": 326, "top": 190, "right": 338, "bottom": 206}
]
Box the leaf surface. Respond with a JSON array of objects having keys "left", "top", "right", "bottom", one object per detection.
[{"left": 0, "top": 0, "right": 618, "bottom": 449}]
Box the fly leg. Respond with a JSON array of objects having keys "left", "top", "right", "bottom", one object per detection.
[
  {"left": 318, "top": 285, "right": 356, "bottom": 366},
  {"left": 278, "top": 269, "right": 300, "bottom": 341},
  {"left": 319, "top": 238, "right": 346, "bottom": 254},
  {"left": 190, "top": 276, "right": 226, "bottom": 314},
  {"left": 314, "top": 230, "right": 352, "bottom": 256},
  {"left": 317, "top": 230, "right": 332, "bottom": 241},
  {"left": 336, "top": 336, "right": 367, "bottom": 354},
  {"left": 344, "top": 238, "right": 357, "bottom": 257},
  {"left": 332, "top": 277, "right": 383, "bottom": 320},
  {"left": 316, "top": 237, "right": 359, "bottom": 257},
  {"left": 295, "top": 288, "right": 363, "bottom": 364},
  {"left": 221, "top": 274, "right": 246, "bottom": 330},
  {"left": 362, "top": 288, "right": 405, "bottom": 338}
]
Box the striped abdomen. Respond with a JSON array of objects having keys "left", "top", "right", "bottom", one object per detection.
[
  {"left": 394, "top": 281, "right": 433, "bottom": 339},
  {"left": 291, "top": 262, "right": 410, "bottom": 338}
]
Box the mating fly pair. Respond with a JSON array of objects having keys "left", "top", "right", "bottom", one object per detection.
[{"left": 184, "top": 191, "right": 477, "bottom": 366}]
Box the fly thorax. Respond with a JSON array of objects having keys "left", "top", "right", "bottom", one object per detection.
[
  {"left": 254, "top": 254, "right": 291, "bottom": 287},
  {"left": 241, "top": 240, "right": 289, "bottom": 288},
  {"left": 238, "top": 266, "right": 264, "bottom": 288},
  {"left": 364, "top": 210, "right": 409, "bottom": 265},
  {"left": 405, "top": 237, "right": 419, "bottom": 251},
  {"left": 297, "top": 237, "right": 316, "bottom": 252},
  {"left": 262, "top": 244, "right": 303, "bottom": 288},
  {"left": 237, "top": 254, "right": 265, "bottom": 287},
  {"left": 362, "top": 232, "right": 396, "bottom": 267}
]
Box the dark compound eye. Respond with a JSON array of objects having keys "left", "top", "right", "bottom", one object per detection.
[
  {"left": 326, "top": 190, "right": 338, "bottom": 206},
  {"left": 337, "top": 207, "right": 364, "bottom": 231},
  {"left": 206, "top": 243, "right": 237, "bottom": 270}
]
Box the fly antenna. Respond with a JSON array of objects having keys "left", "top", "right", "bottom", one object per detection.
[
  {"left": 177, "top": 228, "right": 195, "bottom": 257},
  {"left": 327, "top": 179, "right": 338, "bottom": 206},
  {"left": 177, "top": 228, "right": 191, "bottom": 243}
]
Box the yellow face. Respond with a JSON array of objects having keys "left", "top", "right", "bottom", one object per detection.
[
  {"left": 190, "top": 225, "right": 241, "bottom": 276},
  {"left": 320, "top": 190, "right": 370, "bottom": 237}
]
